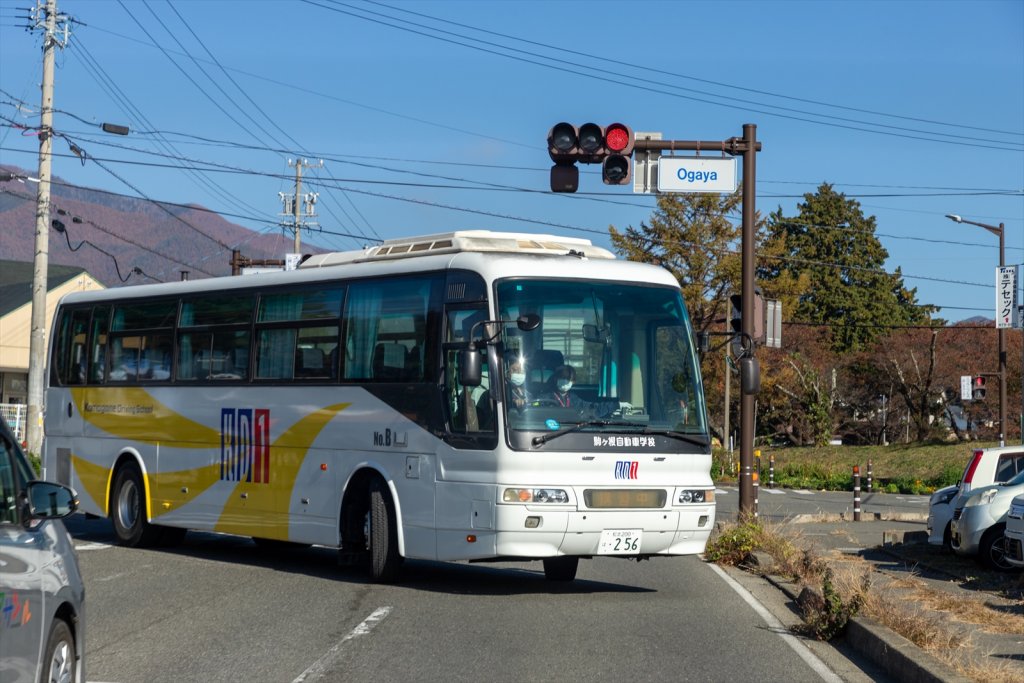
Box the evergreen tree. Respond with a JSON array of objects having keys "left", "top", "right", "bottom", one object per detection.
[
  {"left": 760, "top": 183, "right": 934, "bottom": 353},
  {"left": 609, "top": 190, "right": 742, "bottom": 335}
]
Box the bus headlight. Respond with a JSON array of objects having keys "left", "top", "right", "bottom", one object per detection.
[
  {"left": 502, "top": 488, "right": 569, "bottom": 504},
  {"left": 677, "top": 489, "right": 714, "bottom": 504}
]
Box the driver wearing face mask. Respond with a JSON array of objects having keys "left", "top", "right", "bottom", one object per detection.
[{"left": 544, "top": 364, "right": 625, "bottom": 417}]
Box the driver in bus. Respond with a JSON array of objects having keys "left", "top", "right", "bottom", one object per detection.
[{"left": 541, "top": 365, "right": 626, "bottom": 417}]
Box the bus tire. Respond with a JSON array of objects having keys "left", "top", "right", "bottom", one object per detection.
[
  {"left": 111, "top": 463, "right": 162, "bottom": 547},
  {"left": 543, "top": 556, "right": 578, "bottom": 581},
  {"left": 43, "top": 618, "right": 76, "bottom": 683},
  {"left": 368, "top": 478, "right": 403, "bottom": 582}
]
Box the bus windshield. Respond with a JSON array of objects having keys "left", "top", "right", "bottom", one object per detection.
[{"left": 495, "top": 279, "right": 706, "bottom": 443}]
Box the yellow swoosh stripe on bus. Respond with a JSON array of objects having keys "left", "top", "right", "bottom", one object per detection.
[
  {"left": 71, "top": 387, "right": 221, "bottom": 444},
  {"left": 215, "top": 403, "right": 350, "bottom": 539}
]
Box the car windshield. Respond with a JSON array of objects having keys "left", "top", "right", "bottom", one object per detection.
[
  {"left": 1006, "top": 469, "right": 1024, "bottom": 487},
  {"left": 495, "top": 278, "right": 706, "bottom": 438}
]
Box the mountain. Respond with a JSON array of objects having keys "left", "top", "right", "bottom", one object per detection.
[{"left": 0, "top": 165, "right": 318, "bottom": 286}]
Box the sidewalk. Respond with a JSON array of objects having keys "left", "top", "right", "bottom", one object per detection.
[{"left": 747, "top": 517, "right": 1024, "bottom": 683}]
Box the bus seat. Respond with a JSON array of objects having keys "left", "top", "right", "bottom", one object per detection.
[
  {"left": 373, "top": 342, "right": 407, "bottom": 381},
  {"left": 529, "top": 349, "right": 564, "bottom": 385}
]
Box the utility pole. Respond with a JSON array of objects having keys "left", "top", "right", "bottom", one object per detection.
[
  {"left": 633, "top": 124, "right": 762, "bottom": 518},
  {"left": 280, "top": 158, "right": 321, "bottom": 254},
  {"left": 26, "top": 0, "right": 69, "bottom": 456}
]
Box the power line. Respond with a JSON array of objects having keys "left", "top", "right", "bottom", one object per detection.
[
  {"left": 363, "top": 0, "right": 1022, "bottom": 139},
  {"left": 305, "top": 0, "right": 1023, "bottom": 152}
]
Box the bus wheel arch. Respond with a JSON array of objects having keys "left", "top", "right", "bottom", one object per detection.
[{"left": 109, "top": 454, "right": 162, "bottom": 547}]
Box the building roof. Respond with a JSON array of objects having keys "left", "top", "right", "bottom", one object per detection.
[{"left": 0, "top": 259, "right": 89, "bottom": 317}]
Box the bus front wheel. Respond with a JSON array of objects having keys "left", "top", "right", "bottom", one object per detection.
[
  {"left": 111, "top": 464, "right": 162, "bottom": 547},
  {"left": 367, "top": 479, "right": 403, "bottom": 582}
]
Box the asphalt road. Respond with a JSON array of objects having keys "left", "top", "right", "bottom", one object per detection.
[
  {"left": 715, "top": 484, "right": 930, "bottom": 522},
  {"left": 64, "top": 504, "right": 888, "bottom": 683}
]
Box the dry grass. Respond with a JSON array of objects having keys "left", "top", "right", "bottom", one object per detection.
[{"left": 708, "top": 520, "right": 1024, "bottom": 683}]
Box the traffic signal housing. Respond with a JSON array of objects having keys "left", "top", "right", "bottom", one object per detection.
[
  {"left": 546, "top": 122, "right": 634, "bottom": 192},
  {"left": 547, "top": 122, "right": 580, "bottom": 193},
  {"left": 972, "top": 376, "right": 987, "bottom": 400},
  {"left": 730, "top": 294, "right": 742, "bottom": 334},
  {"left": 602, "top": 123, "right": 634, "bottom": 185}
]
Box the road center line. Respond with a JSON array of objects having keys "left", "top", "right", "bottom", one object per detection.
[
  {"left": 708, "top": 563, "right": 842, "bottom": 683},
  {"left": 291, "top": 606, "right": 393, "bottom": 683}
]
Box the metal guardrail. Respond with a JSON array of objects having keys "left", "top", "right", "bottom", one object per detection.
[{"left": 0, "top": 404, "right": 27, "bottom": 443}]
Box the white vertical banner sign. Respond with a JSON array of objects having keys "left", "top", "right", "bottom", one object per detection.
[
  {"left": 996, "top": 266, "right": 1017, "bottom": 329},
  {"left": 960, "top": 375, "right": 972, "bottom": 401}
]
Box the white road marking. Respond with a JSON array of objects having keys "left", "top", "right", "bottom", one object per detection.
[
  {"left": 292, "top": 606, "right": 393, "bottom": 683},
  {"left": 74, "top": 542, "right": 112, "bottom": 551},
  {"left": 791, "top": 490, "right": 816, "bottom": 495},
  {"left": 708, "top": 563, "right": 843, "bottom": 683},
  {"left": 761, "top": 488, "right": 786, "bottom": 495}
]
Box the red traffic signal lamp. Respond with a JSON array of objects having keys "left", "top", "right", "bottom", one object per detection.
[
  {"left": 972, "top": 376, "right": 987, "bottom": 400},
  {"left": 602, "top": 123, "right": 634, "bottom": 185},
  {"left": 546, "top": 121, "right": 634, "bottom": 192}
]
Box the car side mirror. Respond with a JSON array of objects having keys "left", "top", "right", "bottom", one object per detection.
[
  {"left": 23, "top": 481, "right": 78, "bottom": 525},
  {"left": 459, "top": 348, "right": 483, "bottom": 387}
]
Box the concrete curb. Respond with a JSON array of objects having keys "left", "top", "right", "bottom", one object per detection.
[
  {"left": 786, "top": 512, "right": 929, "bottom": 524},
  {"left": 761, "top": 572, "right": 970, "bottom": 683},
  {"left": 844, "top": 616, "right": 973, "bottom": 683}
]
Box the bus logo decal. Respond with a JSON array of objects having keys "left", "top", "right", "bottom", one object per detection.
[
  {"left": 614, "top": 461, "right": 639, "bottom": 480},
  {"left": 221, "top": 408, "right": 271, "bottom": 483}
]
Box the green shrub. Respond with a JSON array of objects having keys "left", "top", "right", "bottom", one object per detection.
[
  {"left": 885, "top": 483, "right": 899, "bottom": 494},
  {"left": 704, "top": 522, "right": 761, "bottom": 565},
  {"left": 798, "top": 568, "right": 869, "bottom": 641}
]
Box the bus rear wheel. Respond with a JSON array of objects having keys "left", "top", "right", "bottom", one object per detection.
[
  {"left": 367, "top": 479, "right": 403, "bottom": 582},
  {"left": 543, "top": 556, "right": 578, "bottom": 581},
  {"left": 111, "top": 464, "right": 162, "bottom": 547}
]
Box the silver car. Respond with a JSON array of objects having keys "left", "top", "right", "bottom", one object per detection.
[
  {"left": 950, "top": 468, "right": 1024, "bottom": 571},
  {"left": 0, "top": 416, "right": 84, "bottom": 683}
]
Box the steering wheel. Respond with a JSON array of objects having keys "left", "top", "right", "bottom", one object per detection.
[{"left": 529, "top": 398, "right": 562, "bottom": 408}]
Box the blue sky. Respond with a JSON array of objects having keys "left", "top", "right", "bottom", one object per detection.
[{"left": 1, "top": 0, "right": 1021, "bottom": 321}]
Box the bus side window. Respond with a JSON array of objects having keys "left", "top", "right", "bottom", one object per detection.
[
  {"left": 53, "top": 308, "right": 91, "bottom": 386},
  {"left": 89, "top": 306, "right": 109, "bottom": 383}
]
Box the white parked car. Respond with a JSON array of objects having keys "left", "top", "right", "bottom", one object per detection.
[
  {"left": 1003, "top": 493, "right": 1024, "bottom": 569},
  {"left": 927, "top": 446, "right": 1024, "bottom": 548},
  {"left": 950, "top": 469, "right": 1024, "bottom": 570}
]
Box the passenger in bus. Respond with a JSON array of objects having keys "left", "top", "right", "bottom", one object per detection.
[
  {"left": 505, "top": 358, "right": 532, "bottom": 410},
  {"left": 540, "top": 365, "right": 623, "bottom": 417}
]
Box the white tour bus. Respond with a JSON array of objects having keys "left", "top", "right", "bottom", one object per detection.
[{"left": 43, "top": 231, "right": 713, "bottom": 582}]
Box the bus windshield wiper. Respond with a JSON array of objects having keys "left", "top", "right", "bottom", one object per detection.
[
  {"left": 636, "top": 428, "right": 710, "bottom": 448},
  {"left": 532, "top": 420, "right": 623, "bottom": 446},
  {"left": 531, "top": 421, "right": 708, "bottom": 448}
]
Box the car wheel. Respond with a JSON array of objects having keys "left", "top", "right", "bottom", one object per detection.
[
  {"left": 111, "top": 464, "right": 162, "bottom": 547},
  {"left": 978, "top": 525, "right": 1013, "bottom": 571},
  {"left": 543, "top": 556, "right": 579, "bottom": 581},
  {"left": 43, "top": 617, "right": 76, "bottom": 683},
  {"left": 368, "top": 478, "right": 403, "bottom": 582}
]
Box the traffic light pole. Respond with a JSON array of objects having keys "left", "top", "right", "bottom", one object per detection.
[{"left": 633, "top": 124, "right": 762, "bottom": 518}]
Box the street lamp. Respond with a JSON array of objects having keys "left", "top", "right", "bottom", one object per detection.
[{"left": 946, "top": 213, "right": 1007, "bottom": 447}]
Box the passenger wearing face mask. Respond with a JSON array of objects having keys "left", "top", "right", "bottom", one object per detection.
[{"left": 506, "top": 359, "right": 532, "bottom": 410}]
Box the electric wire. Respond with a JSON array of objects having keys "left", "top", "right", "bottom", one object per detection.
[
  {"left": 364, "top": 0, "right": 1022, "bottom": 139},
  {"left": 306, "top": 0, "right": 1023, "bottom": 152}
]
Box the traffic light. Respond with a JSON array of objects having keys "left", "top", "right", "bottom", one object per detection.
[
  {"left": 730, "top": 294, "right": 742, "bottom": 334},
  {"left": 546, "top": 122, "right": 634, "bottom": 192},
  {"left": 547, "top": 122, "right": 580, "bottom": 193},
  {"left": 972, "top": 376, "right": 987, "bottom": 400},
  {"left": 602, "top": 122, "right": 634, "bottom": 185}
]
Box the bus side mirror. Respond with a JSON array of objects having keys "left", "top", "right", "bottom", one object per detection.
[
  {"left": 459, "top": 347, "right": 483, "bottom": 387},
  {"left": 740, "top": 356, "right": 760, "bottom": 395}
]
